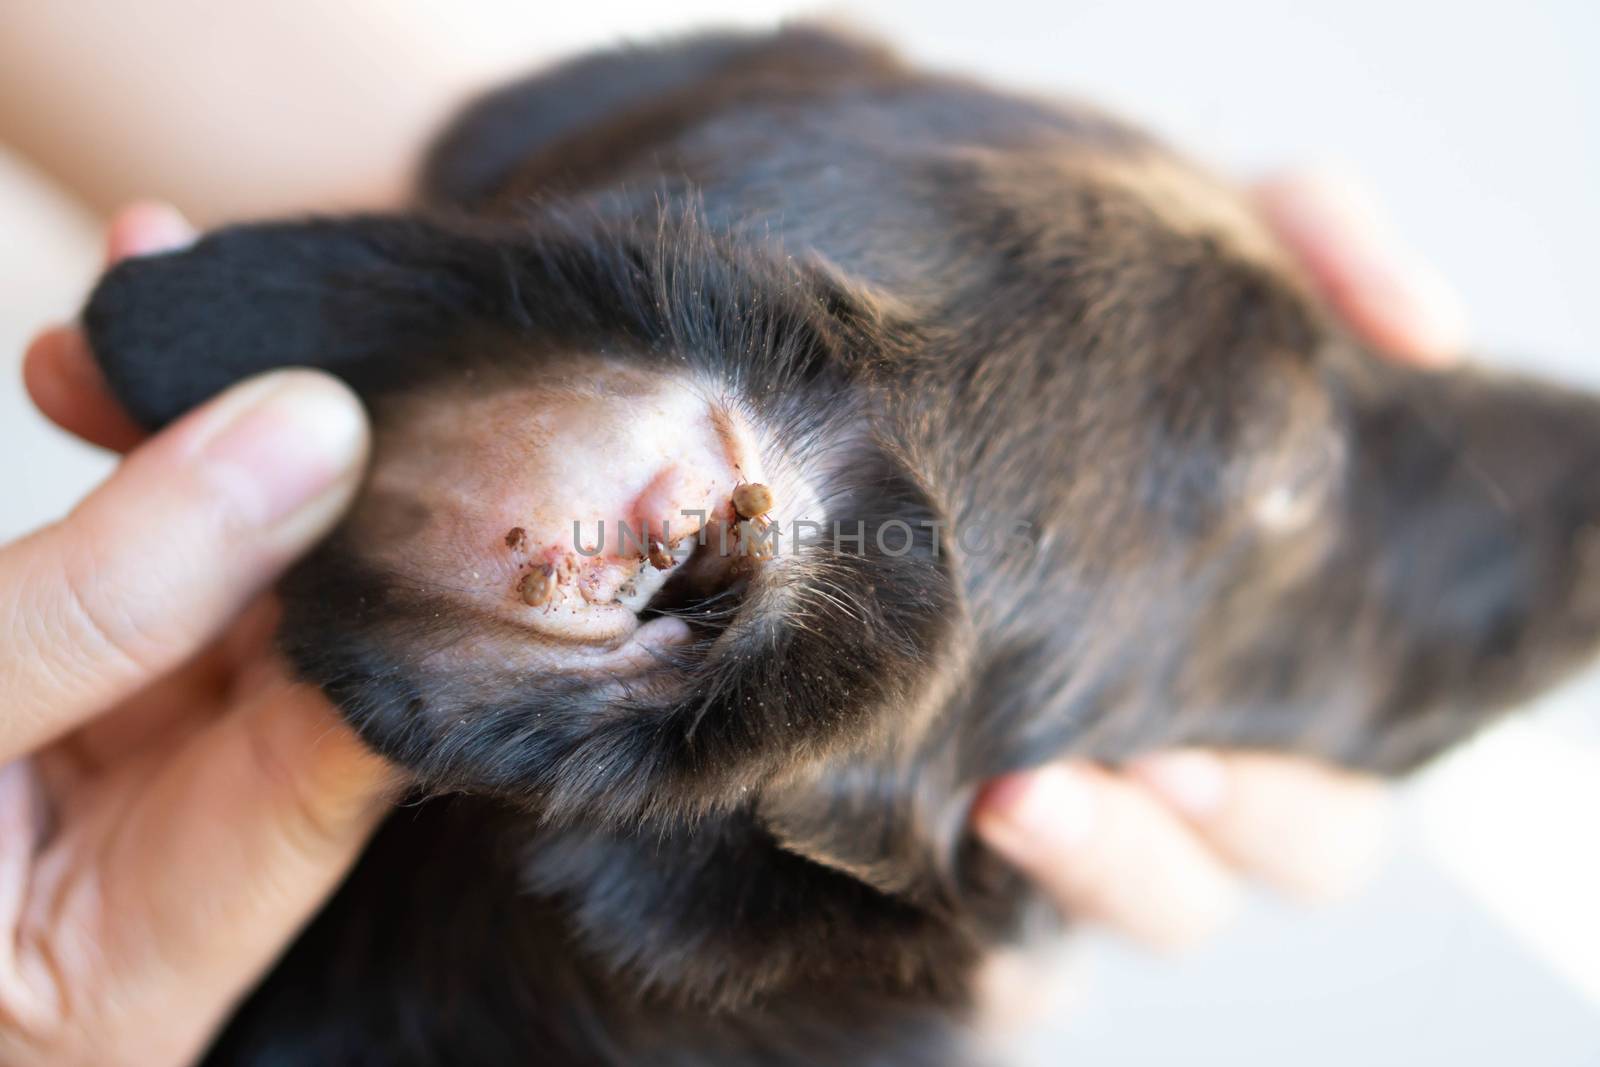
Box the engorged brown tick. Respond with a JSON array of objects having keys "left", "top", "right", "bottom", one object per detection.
[
  {"left": 732, "top": 482, "right": 774, "bottom": 520},
  {"left": 518, "top": 564, "right": 554, "bottom": 607}
]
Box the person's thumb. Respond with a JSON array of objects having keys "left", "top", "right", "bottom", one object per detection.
[{"left": 1, "top": 369, "right": 369, "bottom": 759}]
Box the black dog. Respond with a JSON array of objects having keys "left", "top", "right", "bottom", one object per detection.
[{"left": 84, "top": 27, "right": 1600, "bottom": 1066}]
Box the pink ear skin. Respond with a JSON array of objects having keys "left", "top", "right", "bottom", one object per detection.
[{"left": 345, "top": 360, "right": 775, "bottom": 672}]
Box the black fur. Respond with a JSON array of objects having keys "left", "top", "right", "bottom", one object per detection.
[{"left": 82, "top": 27, "right": 1600, "bottom": 1066}]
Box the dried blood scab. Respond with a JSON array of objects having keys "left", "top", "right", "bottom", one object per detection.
[
  {"left": 505, "top": 527, "right": 528, "bottom": 551},
  {"left": 648, "top": 540, "right": 674, "bottom": 570},
  {"left": 732, "top": 482, "right": 774, "bottom": 520},
  {"left": 518, "top": 564, "right": 555, "bottom": 607}
]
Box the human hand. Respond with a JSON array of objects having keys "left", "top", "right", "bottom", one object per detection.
[
  {"left": 972, "top": 170, "right": 1467, "bottom": 951},
  {"left": 2, "top": 203, "right": 397, "bottom": 1067}
]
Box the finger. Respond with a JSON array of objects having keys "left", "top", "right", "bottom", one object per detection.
[
  {"left": 975, "top": 762, "right": 1240, "bottom": 951},
  {"left": 77, "top": 595, "right": 282, "bottom": 758},
  {"left": 0, "top": 761, "right": 48, "bottom": 966},
  {"left": 22, "top": 327, "right": 148, "bottom": 453},
  {"left": 1130, "top": 750, "right": 1392, "bottom": 902},
  {"left": 215, "top": 595, "right": 285, "bottom": 680},
  {"left": 39, "top": 597, "right": 286, "bottom": 806},
  {"left": 1255, "top": 171, "right": 1467, "bottom": 366},
  {"left": 35, "top": 677, "right": 398, "bottom": 1067},
  {"left": 23, "top": 202, "right": 196, "bottom": 455},
  {"left": 1, "top": 370, "right": 369, "bottom": 762}
]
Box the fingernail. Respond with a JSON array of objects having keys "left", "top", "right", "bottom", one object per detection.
[
  {"left": 1354, "top": 253, "right": 1469, "bottom": 364},
  {"left": 108, "top": 201, "right": 196, "bottom": 261},
  {"left": 1258, "top": 171, "right": 1467, "bottom": 364},
  {"left": 199, "top": 371, "right": 368, "bottom": 527},
  {"left": 976, "top": 764, "right": 1098, "bottom": 854},
  {"left": 1133, "top": 750, "right": 1228, "bottom": 818}
]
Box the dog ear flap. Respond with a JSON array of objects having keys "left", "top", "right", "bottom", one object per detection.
[
  {"left": 756, "top": 749, "right": 969, "bottom": 907},
  {"left": 82, "top": 215, "right": 500, "bottom": 429}
]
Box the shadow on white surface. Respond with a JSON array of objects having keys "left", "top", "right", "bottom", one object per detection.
[{"left": 998, "top": 789, "right": 1600, "bottom": 1066}]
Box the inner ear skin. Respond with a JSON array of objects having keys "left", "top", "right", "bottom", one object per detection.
[{"left": 352, "top": 359, "right": 757, "bottom": 654}]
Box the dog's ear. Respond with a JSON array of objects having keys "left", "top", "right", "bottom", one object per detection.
[{"left": 83, "top": 215, "right": 500, "bottom": 429}]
